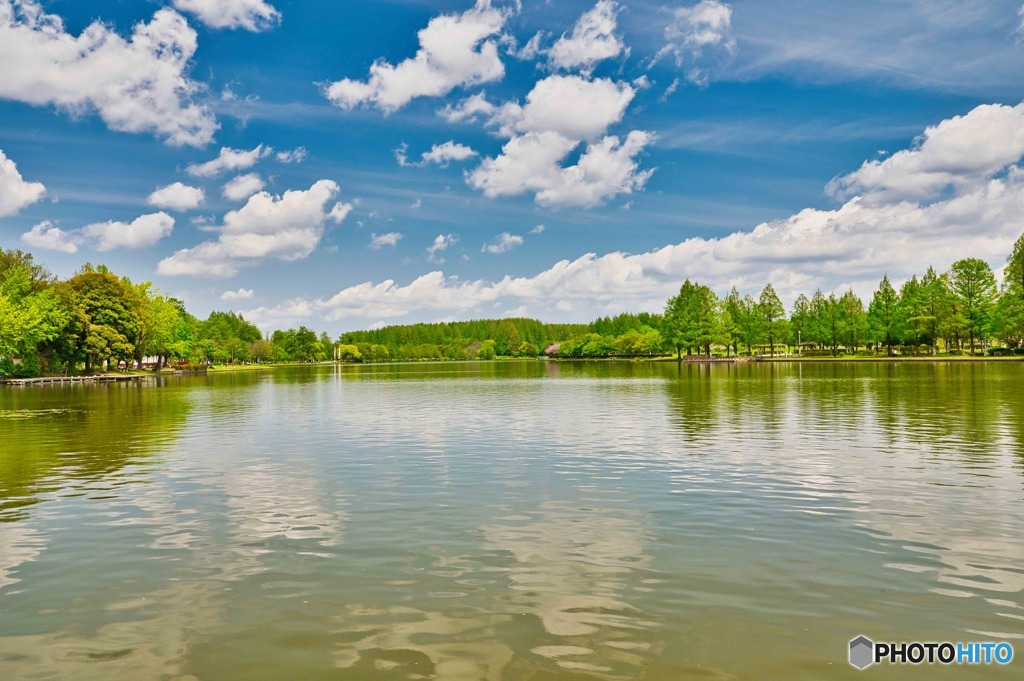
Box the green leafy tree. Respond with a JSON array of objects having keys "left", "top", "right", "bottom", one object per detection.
[
  {"left": 722, "top": 288, "right": 745, "bottom": 355},
  {"left": 0, "top": 262, "right": 66, "bottom": 373},
  {"left": 918, "top": 267, "right": 946, "bottom": 354},
  {"left": 130, "top": 281, "right": 182, "bottom": 370},
  {"left": 789, "top": 294, "right": 811, "bottom": 352},
  {"left": 756, "top": 283, "right": 787, "bottom": 356},
  {"left": 897, "top": 275, "right": 927, "bottom": 351},
  {"left": 995, "top": 233, "right": 1024, "bottom": 347},
  {"left": 477, "top": 339, "right": 497, "bottom": 360},
  {"left": 868, "top": 275, "right": 901, "bottom": 355},
  {"left": 948, "top": 258, "right": 997, "bottom": 353},
  {"left": 251, "top": 339, "right": 275, "bottom": 362},
  {"left": 838, "top": 289, "right": 867, "bottom": 354},
  {"left": 59, "top": 267, "right": 139, "bottom": 372},
  {"left": 664, "top": 280, "right": 725, "bottom": 357},
  {"left": 663, "top": 280, "right": 695, "bottom": 359},
  {"left": 806, "top": 289, "right": 828, "bottom": 351},
  {"left": 819, "top": 293, "right": 843, "bottom": 356}
]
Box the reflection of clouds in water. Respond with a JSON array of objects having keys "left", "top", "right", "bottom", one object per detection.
[
  {"left": 0, "top": 578, "right": 225, "bottom": 681},
  {"left": 330, "top": 605, "right": 513, "bottom": 681},
  {"left": 324, "top": 499, "right": 657, "bottom": 681},
  {"left": 480, "top": 501, "right": 657, "bottom": 679},
  {"left": 0, "top": 524, "right": 45, "bottom": 591},
  {"left": 220, "top": 463, "right": 348, "bottom": 551}
]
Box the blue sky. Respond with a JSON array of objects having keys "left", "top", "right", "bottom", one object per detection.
[{"left": 2, "top": 0, "right": 1024, "bottom": 333}]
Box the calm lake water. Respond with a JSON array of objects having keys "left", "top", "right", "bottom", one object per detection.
[{"left": 1, "top": 361, "right": 1022, "bottom": 680}]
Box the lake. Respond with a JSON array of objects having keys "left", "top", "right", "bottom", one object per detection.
[{"left": 1, "top": 361, "right": 1022, "bottom": 679}]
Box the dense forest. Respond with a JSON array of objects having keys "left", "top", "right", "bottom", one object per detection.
[{"left": 4, "top": 232, "right": 1024, "bottom": 377}]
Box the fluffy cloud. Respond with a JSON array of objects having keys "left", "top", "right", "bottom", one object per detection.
[
  {"left": 488, "top": 75, "right": 635, "bottom": 139},
  {"left": 22, "top": 214, "right": 174, "bottom": 252},
  {"left": 81, "top": 213, "right": 175, "bottom": 251},
  {"left": 223, "top": 173, "right": 266, "bottom": 200},
  {"left": 172, "top": 0, "right": 280, "bottom": 32},
  {"left": 422, "top": 141, "right": 479, "bottom": 166},
  {"left": 453, "top": 74, "right": 650, "bottom": 207},
  {"left": 548, "top": 1, "right": 625, "bottom": 73},
  {"left": 427, "top": 233, "right": 458, "bottom": 263},
  {"left": 157, "top": 180, "right": 351, "bottom": 277},
  {"left": 828, "top": 102, "right": 1024, "bottom": 203},
  {"left": 482, "top": 232, "right": 523, "bottom": 253},
  {"left": 439, "top": 91, "right": 496, "bottom": 123},
  {"left": 20, "top": 221, "right": 78, "bottom": 253},
  {"left": 324, "top": 0, "right": 509, "bottom": 112},
  {"left": 0, "top": 1, "right": 217, "bottom": 146},
  {"left": 147, "top": 182, "right": 204, "bottom": 211},
  {"left": 0, "top": 148, "right": 45, "bottom": 216},
  {"left": 656, "top": 0, "right": 735, "bottom": 83},
  {"left": 467, "top": 130, "right": 653, "bottom": 208},
  {"left": 467, "top": 131, "right": 578, "bottom": 199},
  {"left": 242, "top": 102, "right": 1024, "bottom": 326},
  {"left": 369, "top": 232, "right": 403, "bottom": 249},
  {"left": 397, "top": 141, "right": 478, "bottom": 167},
  {"left": 186, "top": 145, "right": 271, "bottom": 177},
  {"left": 221, "top": 288, "right": 254, "bottom": 300}
]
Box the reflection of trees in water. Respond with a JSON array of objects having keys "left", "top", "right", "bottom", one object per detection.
[
  {"left": 668, "top": 362, "right": 1024, "bottom": 636},
  {"left": 658, "top": 361, "right": 1017, "bottom": 464},
  {"left": 661, "top": 363, "right": 791, "bottom": 444},
  {"left": 0, "top": 382, "right": 194, "bottom": 520}
]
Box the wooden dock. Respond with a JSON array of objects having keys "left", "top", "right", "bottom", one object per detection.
[{"left": 2, "top": 375, "right": 145, "bottom": 387}]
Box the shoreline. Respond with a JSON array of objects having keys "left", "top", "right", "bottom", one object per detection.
[{"left": 5, "top": 355, "right": 1023, "bottom": 386}]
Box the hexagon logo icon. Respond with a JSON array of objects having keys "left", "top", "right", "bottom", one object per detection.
[{"left": 849, "top": 636, "right": 875, "bottom": 670}]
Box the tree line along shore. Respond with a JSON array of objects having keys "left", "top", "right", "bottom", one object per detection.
[{"left": 3, "top": 234, "right": 1024, "bottom": 378}]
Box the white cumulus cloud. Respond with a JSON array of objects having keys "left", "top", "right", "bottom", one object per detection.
[
  {"left": 422, "top": 141, "right": 479, "bottom": 166},
  {"left": 223, "top": 173, "right": 266, "bottom": 201},
  {"left": 0, "top": 1, "right": 217, "bottom": 146},
  {"left": 172, "top": 0, "right": 280, "bottom": 32},
  {"left": 20, "top": 221, "right": 79, "bottom": 254},
  {"left": 221, "top": 287, "right": 254, "bottom": 300},
  {"left": 157, "top": 180, "right": 350, "bottom": 277},
  {"left": 187, "top": 145, "right": 271, "bottom": 177},
  {"left": 827, "top": 102, "right": 1024, "bottom": 204},
  {"left": 0, "top": 148, "right": 45, "bottom": 217},
  {"left": 482, "top": 232, "right": 524, "bottom": 253},
  {"left": 467, "top": 129, "right": 653, "bottom": 208},
  {"left": 81, "top": 212, "right": 175, "bottom": 251},
  {"left": 398, "top": 141, "right": 478, "bottom": 167},
  {"left": 323, "top": 0, "right": 510, "bottom": 112},
  {"left": 454, "top": 74, "right": 651, "bottom": 208},
  {"left": 548, "top": 1, "right": 626, "bottom": 74},
  {"left": 147, "top": 182, "right": 204, "bottom": 211},
  {"left": 489, "top": 75, "right": 635, "bottom": 140}
]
